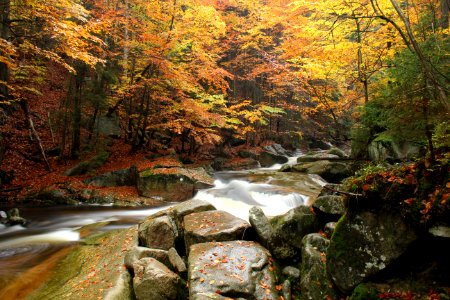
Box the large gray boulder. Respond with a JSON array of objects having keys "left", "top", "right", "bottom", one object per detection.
[
  {"left": 297, "top": 152, "right": 340, "bottom": 162},
  {"left": 184, "top": 211, "right": 250, "bottom": 251},
  {"left": 188, "top": 241, "right": 279, "bottom": 299},
  {"left": 270, "top": 205, "right": 320, "bottom": 250},
  {"left": 258, "top": 151, "right": 288, "bottom": 167},
  {"left": 137, "top": 167, "right": 214, "bottom": 202},
  {"left": 327, "top": 212, "right": 417, "bottom": 293},
  {"left": 300, "top": 234, "right": 337, "bottom": 300},
  {"left": 292, "top": 160, "right": 352, "bottom": 183},
  {"left": 249, "top": 205, "right": 320, "bottom": 260},
  {"left": 133, "top": 257, "right": 182, "bottom": 300},
  {"left": 138, "top": 215, "right": 178, "bottom": 250}
]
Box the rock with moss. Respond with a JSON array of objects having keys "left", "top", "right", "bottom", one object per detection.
[
  {"left": 137, "top": 167, "right": 213, "bottom": 202},
  {"left": 300, "top": 233, "right": 337, "bottom": 300},
  {"left": 133, "top": 257, "right": 183, "bottom": 300},
  {"left": 271, "top": 205, "right": 320, "bottom": 250},
  {"left": 84, "top": 166, "right": 137, "bottom": 187},
  {"left": 64, "top": 151, "right": 110, "bottom": 176},
  {"left": 27, "top": 227, "right": 138, "bottom": 300},
  {"left": 349, "top": 283, "right": 379, "bottom": 300},
  {"left": 292, "top": 160, "right": 352, "bottom": 183},
  {"left": 188, "top": 241, "right": 279, "bottom": 299},
  {"left": 312, "top": 195, "right": 346, "bottom": 224},
  {"left": 327, "top": 212, "right": 417, "bottom": 293}
]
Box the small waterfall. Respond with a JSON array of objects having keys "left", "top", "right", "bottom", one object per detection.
[{"left": 193, "top": 178, "right": 309, "bottom": 221}]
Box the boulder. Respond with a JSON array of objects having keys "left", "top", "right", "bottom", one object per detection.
[
  {"left": 264, "top": 143, "right": 289, "bottom": 156},
  {"left": 327, "top": 212, "right": 417, "bottom": 293},
  {"left": 313, "top": 195, "right": 346, "bottom": 223},
  {"left": 26, "top": 226, "right": 138, "bottom": 300},
  {"left": 64, "top": 152, "right": 110, "bottom": 176},
  {"left": 249, "top": 206, "right": 297, "bottom": 260},
  {"left": 292, "top": 160, "right": 352, "bottom": 183},
  {"left": 184, "top": 211, "right": 250, "bottom": 251},
  {"left": 297, "top": 153, "right": 340, "bottom": 163},
  {"left": 168, "top": 247, "right": 187, "bottom": 274},
  {"left": 137, "top": 167, "right": 214, "bottom": 202},
  {"left": 270, "top": 205, "right": 320, "bottom": 250},
  {"left": 133, "top": 257, "right": 182, "bottom": 300},
  {"left": 138, "top": 215, "right": 178, "bottom": 250},
  {"left": 248, "top": 206, "right": 272, "bottom": 248},
  {"left": 124, "top": 246, "right": 170, "bottom": 270},
  {"left": 188, "top": 241, "right": 279, "bottom": 299},
  {"left": 5, "top": 208, "right": 27, "bottom": 226},
  {"left": 300, "top": 234, "right": 337, "bottom": 300},
  {"left": 84, "top": 166, "right": 137, "bottom": 187},
  {"left": 222, "top": 158, "right": 260, "bottom": 170},
  {"left": 172, "top": 199, "right": 216, "bottom": 227},
  {"left": 258, "top": 151, "right": 288, "bottom": 167}
]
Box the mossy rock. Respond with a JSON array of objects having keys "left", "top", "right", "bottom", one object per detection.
[
  {"left": 349, "top": 283, "right": 379, "bottom": 300},
  {"left": 64, "top": 152, "right": 110, "bottom": 176},
  {"left": 28, "top": 227, "right": 138, "bottom": 300}
]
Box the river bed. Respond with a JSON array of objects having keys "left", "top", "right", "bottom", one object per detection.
[{"left": 0, "top": 166, "right": 325, "bottom": 297}]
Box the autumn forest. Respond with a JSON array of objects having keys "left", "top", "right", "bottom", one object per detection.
[{"left": 0, "top": 0, "right": 448, "bottom": 192}]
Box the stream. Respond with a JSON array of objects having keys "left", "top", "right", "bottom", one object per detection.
[{"left": 0, "top": 159, "right": 326, "bottom": 296}]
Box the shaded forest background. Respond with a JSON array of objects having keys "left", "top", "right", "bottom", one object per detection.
[{"left": 0, "top": 0, "right": 448, "bottom": 191}]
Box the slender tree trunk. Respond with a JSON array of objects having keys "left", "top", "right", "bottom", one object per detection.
[
  {"left": 0, "top": 0, "right": 10, "bottom": 99},
  {"left": 20, "top": 100, "right": 52, "bottom": 171}
]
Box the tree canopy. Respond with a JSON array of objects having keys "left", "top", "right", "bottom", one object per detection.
[{"left": 0, "top": 0, "right": 448, "bottom": 171}]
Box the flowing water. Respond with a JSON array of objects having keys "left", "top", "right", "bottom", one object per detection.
[{"left": 0, "top": 156, "right": 326, "bottom": 296}]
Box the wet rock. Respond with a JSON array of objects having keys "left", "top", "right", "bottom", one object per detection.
[
  {"left": 27, "top": 227, "right": 138, "bottom": 300},
  {"left": 248, "top": 206, "right": 272, "bottom": 248},
  {"left": 297, "top": 152, "right": 340, "bottom": 162},
  {"left": 138, "top": 215, "right": 178, "bottom": 250},
  {"left": 84, "top": 166, "right": 137, "bottom": 187},
  {"left": 258, "top": 151, "right": 288, "bottom": 167},
  {"left": 133, "top": 257, "right": 182, "bottom": 300},
  {"left": 137, "top": 167, "right": 213, "bottom": 202},
  {"left": 184, "top": 211, "right": 250, "bottom": 251},
  {"left": 172, "top": 199, "right": 216, "bottom": 227},
  {"left": 264, "top": 143, "right": 289, "bottom": 156},
  {"left": 328, "top": 147, "right": 348, "bottom": 158},
  {"left": 168, "top": 247, "right": 187, "bottom": 274},
  {"left": 188, "top": 241, "right": 279, "bottom": 299},
  {"left": 124, "top": 246, "right": 170, "bottom": 270},
  {"left": 292, "top": 160, "right": 352, "bottom": 183},
  {"left": 327, "top": 212, "right": 417, "bottom": 293},
  {"left": 222, "top": 158, "right": 260, "bottom": 171},
  {"left": 300, "top": 234, "right": 337, "bottom": 300},
  {"left": 5, "top": 208, "right": 27, "bottom": 226}
]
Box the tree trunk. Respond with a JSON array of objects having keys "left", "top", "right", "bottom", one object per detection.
[
  {"left": 20, "top": 100, "right": 52, "bottom": 171},
  {"left": 0, "top": 0, "right": 10, "bottom": 99}
]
